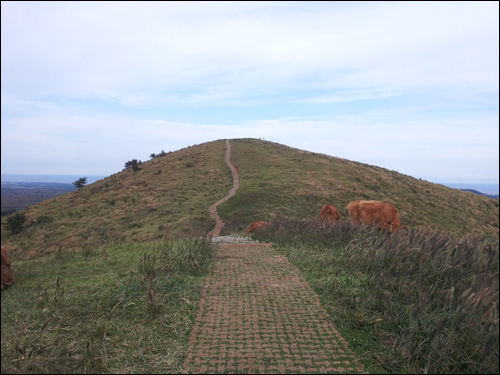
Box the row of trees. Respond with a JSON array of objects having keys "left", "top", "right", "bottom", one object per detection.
[
  {"left": 149, "top": 150, "right": 168, "bottom": 159},
  {"left": 124, "top": 149, "right": 169, "bottom": 172}
]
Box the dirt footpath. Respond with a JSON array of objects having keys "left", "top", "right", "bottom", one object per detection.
[
  {"left": 207, "top": 139, "right": 240, "bottom": 238},
  {"left": 183, "top": 243, "right": 365, "bottom": 374}
]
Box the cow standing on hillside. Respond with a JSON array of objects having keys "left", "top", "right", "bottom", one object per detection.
[
  {"left": 320, "top": 204, "right": 342, "bottom": 224},
  {"left": 347, "top": 200, "right": 400, "bottom": 234},
  {"left": 245, "top": 221, "right": 267, "bottom": 234},
  {"left": 1, "top": 246, "right": 15, "bottom": 289}
]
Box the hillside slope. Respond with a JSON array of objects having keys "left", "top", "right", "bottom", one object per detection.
[
  {"left": 2, "top": 138, "right": 498, "bottom": 259},
  {"left": 218, "top": 139, "right": 499, "bottom": 238},
  {"left": 1, "top": 140, "right": 231, "bottom": 259}
]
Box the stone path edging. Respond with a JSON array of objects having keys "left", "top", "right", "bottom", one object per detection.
[{"left": 210, "top": 235, "right": 260, "bottom": 244}]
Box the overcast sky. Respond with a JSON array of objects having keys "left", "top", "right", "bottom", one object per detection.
[{"left": 2, "top": 1, "right": 499, "bottom": 184}]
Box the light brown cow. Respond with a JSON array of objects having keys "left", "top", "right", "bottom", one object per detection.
[
  {"left": 245, "top": 221, "right": 266, "bottom": 234},
  {"left": 347, "top": 200, "right": 400, "bottom": 234},
  {"left": 1, "top": 246, "right": 15, "bottom": 290},
  {"left": 320, "top": 204, "right": 342, "bottom": 224}
]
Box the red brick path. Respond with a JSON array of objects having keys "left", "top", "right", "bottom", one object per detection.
[{"left": 183, "top": 242, "right": 366, "bottom": 374}]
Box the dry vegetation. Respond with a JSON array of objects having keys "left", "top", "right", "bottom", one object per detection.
[
  {"left": 1, "top": 140, "right": 231, "bottom": 259},
  {"left": 2, "top": 138, "right": 497, "bottom": 260},
  {"left": 252, "top": 219, "right": 499, "bottom": 374},
  {"left": 219, "top": 138, "right": 498, "bottom": 239}
]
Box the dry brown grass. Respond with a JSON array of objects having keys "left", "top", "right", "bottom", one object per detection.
[
  {"left": 219, "top": 138, "right": 498, "bottom": 240},
  {"left": 1, "top": 140, "right": 231, "bottom": 259},
  {"left": 2, "top": 138, "right": 498, "bottom": 260}
]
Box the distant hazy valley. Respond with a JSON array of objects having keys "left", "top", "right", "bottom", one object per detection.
[{"left": 1, "top": 182, "right": 75, "bottom": 216}]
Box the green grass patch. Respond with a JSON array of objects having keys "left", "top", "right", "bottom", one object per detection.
[
  {"left": 218, "top": 138, "right": 498, "bottom": 241},
  {"left": 1, "top": 237, "right": 214, "bottom": 374}
]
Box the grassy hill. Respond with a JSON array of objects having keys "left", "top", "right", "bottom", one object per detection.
[
  {"left": 218, "top": 138, "right": 498, "bottom": 238},
  {"left": 1, "top": 138, "right": 498, "bottom": 374},
  {"left": 1, "top": 140, "right": 231, "bottom": 259},
  {"left": 1, "top": 138, "right": 498, "bottom": 260}
]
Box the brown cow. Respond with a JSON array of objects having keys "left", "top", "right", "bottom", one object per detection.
[
  {"left": 347, "top": 200, "right": 400, "bottom": 234},
  {"left": 1, "top": 246, "right": 15, "bottom": 290},
  {"left": 320, "top": 204, "right": 341, "bottom": 224},
  {"left": 245, "top": 221, "right": 266, "bottom": 234}
]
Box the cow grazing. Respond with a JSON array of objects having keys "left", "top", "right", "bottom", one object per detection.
[
  {"left": 245, "top": 221, "right": 266, "bottom": 234},
  {"left": 347, "top": 200, "right": 400, "bottom": 234},
  {"left": 320, "top": 204, "right": 342, "bottom": 224},
  {"left": 1, "top": 246, "right": 14, "bottom": 290}
]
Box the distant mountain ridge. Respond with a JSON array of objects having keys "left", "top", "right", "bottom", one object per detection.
[
  {"left": 440, "top": 182, "right": 499, "bottom": 196},
  {"left": 461, "top": 189, "right": 499, "bottom": 199}
]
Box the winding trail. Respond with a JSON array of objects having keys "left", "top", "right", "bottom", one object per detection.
[
  {"left": 207, "top": 140, "right": 239, "bottom": 239},
  {"left": 183, "top": 139, "right": 365, "bottom": 373}
]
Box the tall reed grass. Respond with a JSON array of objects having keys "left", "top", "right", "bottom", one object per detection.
[{"left": 253, "top": 218, "right": 499, "bottom": 374}]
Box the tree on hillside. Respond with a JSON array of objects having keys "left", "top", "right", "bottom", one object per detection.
[
  {"left": 124, "top": 159, "right": 142, "bottom": 171},
  {"left": 73, "top": 177, "right": 87, "bottom": 189}
]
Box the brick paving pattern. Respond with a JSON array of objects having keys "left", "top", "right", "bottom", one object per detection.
[{"left": 183, "top": 242, "right": 366, "bottom": 374}]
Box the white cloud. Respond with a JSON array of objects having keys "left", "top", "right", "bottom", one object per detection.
[
  {"left": 1, "top": 2, "right": 498, "bottom": 184},
  {"left": 305, "top": 89, "right": 402, "bottom": 104},
  {"left": 2, "top": 1, "right": 498, "bottom": 104},
  {"left": 2, "top": 106, "right": 497, "bottom": 183}
]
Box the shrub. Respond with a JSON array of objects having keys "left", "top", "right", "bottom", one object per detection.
[
  {"left": 123, "top": 159, "right": 142, "bottom": 171},
  {"left": 150, "top": 150, "right": 167, "bottom": 159},
  {"left": 3, "top": 211, "right": 27, "bottom": 234}
]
